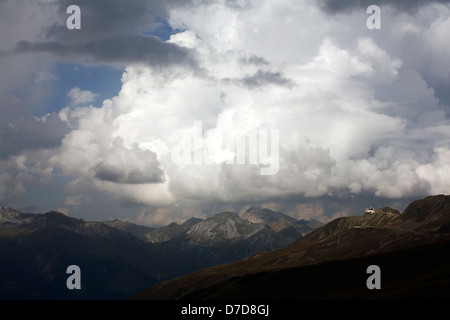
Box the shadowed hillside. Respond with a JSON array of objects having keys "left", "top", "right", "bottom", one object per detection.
[{"left": 133, "top": 195, "right": 450, "bottom": 300}]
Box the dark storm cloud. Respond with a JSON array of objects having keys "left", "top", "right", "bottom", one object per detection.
[
  {"left": 318, "top": 0, "right": 450, "bottom": 13},
  {"left": 0, "top": 112, "right": 68, "bottom": 160},
  {"left": 13, "top": 35, "right": 197, "bottom": 69},
  {"left": 46, "top": 0, "right": 187, "bottom": 41},
  {"left": 92, "top": 138, "right": 165, "bottom": 185},
  {"left": 8, "top": 0, "right": 198, "bottom": 69},
  {"left": 94, "top": 163, "right": 165, "bottom": 184}
]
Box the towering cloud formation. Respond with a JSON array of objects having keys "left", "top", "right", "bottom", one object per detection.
[{"left": 1, "top": 0, "right": 450, "bottom": 223}]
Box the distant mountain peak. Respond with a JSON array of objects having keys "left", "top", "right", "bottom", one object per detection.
[
  {"left": 0, "top": 206, "right": 22, "bottom": 215},
  {"left": 244, "top": 206, "right": 271, "bottom": 214},
  {"left": 0, "top": 207, "right": 34, "bottom": 225},
  {"left": 186, "top": 211, "right": 263, "bottom": 245},
  {"left": 242, "top": 206, "right": 297, "bottom": 224},
  {"left": 182, "top": 217, "right": 203, "bottom": 227},
  {"left": 268, "top": 217, "right": 293, "bottom": 232}
]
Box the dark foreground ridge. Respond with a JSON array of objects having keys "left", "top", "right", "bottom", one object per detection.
[{"left": 132, "top": 194, "right": 450, "bottom": 300}]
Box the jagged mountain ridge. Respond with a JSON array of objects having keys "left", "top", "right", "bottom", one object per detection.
[
  {"left": 242, "top": 206, "right": 298, "bottom": 224},
  {"left": 144, "top": 218, "right": 203, "bottom": 243},
  {"left": 243, "top": 206, "right": 322, "bottom": 238},
  {"left": 139, "top": 207, "right": 320, "bottom": 246},
  {"left": 186, "top": 212, "right": 264, "bottom": 245},
  {"left": 142, "top": 209, "right": 321, "bottom": 266},
  {"left": 104, "top": 207, "right": 317, "bottom": 246},
  {"left": 133, "top": 195, "right": 450, "bottom": 300},
  {"left": 0, "top": 206, "right": 318, "bottom": 299}
]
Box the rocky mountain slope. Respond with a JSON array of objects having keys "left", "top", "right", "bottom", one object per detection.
[
  {"left": 143, "top": 217, "right": 202, "bottom": 243},
  {"left": 137, "top": 209, "right": 321, "bottom": 266},
  {"left": 133, "top": 195, "right": 450, "bottom": 300}
]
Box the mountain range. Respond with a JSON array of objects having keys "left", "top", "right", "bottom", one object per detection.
[
  {"left": 133, "top": 194, "right": 450, "bottom": 300},
  {"left": 0, "top": 205, "right": 320, "bottom": 299}
]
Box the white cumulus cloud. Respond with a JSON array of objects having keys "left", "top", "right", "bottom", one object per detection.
[
  {"left": 3, "top": 0, "right": 450, "bottom": 223},
  {"left": 67, "top": 87, "right": 99, "bottom": 106}
]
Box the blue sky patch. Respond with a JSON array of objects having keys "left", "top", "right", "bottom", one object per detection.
[{"left": 46, "top": 63, "right": 124, "bottom": 114}]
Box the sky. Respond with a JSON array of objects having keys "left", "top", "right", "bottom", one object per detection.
[{"left": 0, "top": 0, "right": 449, "bottom": 226}]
